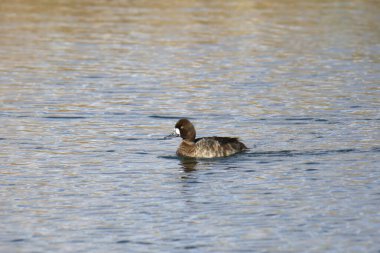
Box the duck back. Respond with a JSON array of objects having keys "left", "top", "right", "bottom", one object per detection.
[{"left": 192, "top": 137, "right": 247, "bottom": 158}]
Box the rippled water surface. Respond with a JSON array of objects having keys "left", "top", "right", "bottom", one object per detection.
[{"left": 1, "top": 0, "right": 379, "bottom": 252}]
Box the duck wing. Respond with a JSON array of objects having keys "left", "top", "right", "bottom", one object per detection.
[{"left": 194, "top": 137, "right": 247, "bottom": 157}]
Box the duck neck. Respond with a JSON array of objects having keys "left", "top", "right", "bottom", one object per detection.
[{"left": 183, "top": 139, "right": 195, "bottom": 144}]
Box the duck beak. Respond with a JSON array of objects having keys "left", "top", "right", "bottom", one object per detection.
[{"left": 164, "top": 129, "right": 180, "bottom": 139}]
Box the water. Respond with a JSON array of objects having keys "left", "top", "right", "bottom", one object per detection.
[{"left": 1, "top": 0, "right": 379, "bottom": 252}]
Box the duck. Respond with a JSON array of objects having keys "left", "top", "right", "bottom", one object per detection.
[{"left": 167, "top": 118, "right": 247, "bottom": 158}]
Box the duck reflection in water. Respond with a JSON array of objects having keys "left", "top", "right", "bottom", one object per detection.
[{"left": 179, "top": 157, "right": 198, "bottom": 172}]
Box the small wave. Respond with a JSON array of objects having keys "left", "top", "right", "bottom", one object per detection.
[
  {"left": 285, "top": 117, "right": 315, "bottom": 121},
  {"left": 158, "top": 155, "right": 179, "bottom": 160},
  {"left": 10, "top": 239, "right": 26, "bottom": 243},
  {"left": 149, "top": 115, "right": 195, "bottom": 120},
  {"left": 284, "top": 117, "right": 331, "bottom": 123},
  {"left": 116, "top": 240, "right": 153, "bottom": 245},
  {"left": 43, "top": 116, "right": 86, "bottom": 120},
  {"left": 247, "top": 148, "right": 363, "bottom": 158}
]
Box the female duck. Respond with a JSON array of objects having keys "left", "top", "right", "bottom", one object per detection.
[{"left": 168, "top": 118, "right": 247, "bottom": 158}]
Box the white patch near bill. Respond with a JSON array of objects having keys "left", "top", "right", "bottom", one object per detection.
[{"left": 175, "top": 128, "right": 180, "bottom": 135}]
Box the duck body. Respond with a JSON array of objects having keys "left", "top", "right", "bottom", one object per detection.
[
  {"left": 170, "top": 119, "right": 247, "bottom": 158},
  {"left": 177, "top": 136, "right": 247, "bottom": 158}
]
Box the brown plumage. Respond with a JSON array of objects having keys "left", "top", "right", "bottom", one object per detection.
[{"left": 171, "top": 119, "right": 247, "bottom": 158}]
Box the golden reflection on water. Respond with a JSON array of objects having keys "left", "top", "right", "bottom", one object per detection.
[
  {"left": 1, "top": 0, "right": 379, "bottom": 64},
  {"left": 0, "top": 0, "right": 379, "bottom": 139}
]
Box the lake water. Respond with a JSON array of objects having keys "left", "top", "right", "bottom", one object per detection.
[{"left": 1, "top": 0, "right": 379, "bottom": 252}]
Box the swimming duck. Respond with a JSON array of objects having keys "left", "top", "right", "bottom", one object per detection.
[{"left": 168, "top": 118, "right": 247, "bottom": 158}]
